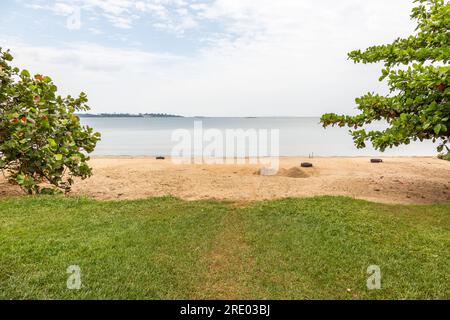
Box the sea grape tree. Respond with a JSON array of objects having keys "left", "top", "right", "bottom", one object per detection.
[
  {"left": 321, "top": 0, "right": 449, "bottom": 154},
  {"left": 0, "top": 48, "right": 101, "bottom": 194}
]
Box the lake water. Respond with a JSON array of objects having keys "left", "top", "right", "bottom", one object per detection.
[{"left": 81, "top": 117, "right": 437, "bottom": 157}]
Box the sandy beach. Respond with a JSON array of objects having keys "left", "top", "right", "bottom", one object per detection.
[{"left": 1, "top": 156, "right": 449, "bottom": 204}]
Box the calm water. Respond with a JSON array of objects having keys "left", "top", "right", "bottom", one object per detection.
[{"left": 81, "top": 117, "right": 437, "bottom": 156}]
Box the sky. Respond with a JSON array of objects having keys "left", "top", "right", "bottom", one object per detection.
[{"left": 0, "top": 0, "right": 416, "bottom": 117}]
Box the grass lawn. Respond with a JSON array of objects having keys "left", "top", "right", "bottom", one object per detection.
[{"left": 0, "top": 196, "right": 449, "bottom": 299}]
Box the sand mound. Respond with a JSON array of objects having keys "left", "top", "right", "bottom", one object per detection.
[
  {"left": 255, "top": 167, "right": 309, "bottom": 178},
  {"left": 277, "top": 167, "right": 310, "bottom": 178}
]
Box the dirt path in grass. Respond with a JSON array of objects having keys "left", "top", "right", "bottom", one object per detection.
[{"left": 191, "top": 210, "right": 261, "bottom": 299}]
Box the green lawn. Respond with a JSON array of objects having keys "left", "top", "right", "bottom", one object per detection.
[{"left": 0, "top": 196, "right": 449, "bottom": 299}]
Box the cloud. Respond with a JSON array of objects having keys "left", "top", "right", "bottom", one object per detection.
[
  {"left": 26, "top": 0, "right": 201, "bottom": 32},
  {"left": 25, "top": 0, "right": 416, "bottom": 39},
  {"left": 102, "top": 13, "right": 134, "bottom": 29},
  {"left": 6, "top": 0, "right": 417, "bottom": 116},
  {"left": 25, "top": 1, "right": 77, "bottom": 16}
]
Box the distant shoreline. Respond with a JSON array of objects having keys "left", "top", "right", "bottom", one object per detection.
[
  {"left": 77, "top": 113, "right": 183, "bottom": 118},
  {"left": 77, "top": 115, "right": 323, "bottom": 118}
]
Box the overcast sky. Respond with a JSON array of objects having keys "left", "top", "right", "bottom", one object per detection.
[{"left": 0, "top": 0, "right": 416, "bottom": 116}]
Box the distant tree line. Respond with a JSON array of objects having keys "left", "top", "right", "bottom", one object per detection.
[{"left": 77, "top": 113, "right": 183, "bottom": 118}]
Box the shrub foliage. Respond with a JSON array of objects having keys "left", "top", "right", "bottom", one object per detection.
[
  {"left": 0, "top": 48, "right": 101, "bottom": 194},
  {"left": 321, "top": 0, "right": 449, "bottom": 154}
]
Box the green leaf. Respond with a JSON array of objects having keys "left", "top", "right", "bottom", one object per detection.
[
  {"left": 15, "top": 174, "right": 25, "bottom": 185},
  {"left": 54, "top": 154, "right": 63, "bottom": 161},
  {"left": 24, "top": 176, "right": 35, "bottom": 186},
  {"left": 20, "top": 69, "right": 30, "bottom": 78},
  {"left": 47, "top": 138, "right": 57, "bottom": 148},
  {"left": 3, "top": 52, "right": 13, "bottom": 61},
  {"left": 400, "top": 113, "right": 408, "bottom": 122},
  {"left": 434, "top": 124, "right": 442, "bottom": 135}
]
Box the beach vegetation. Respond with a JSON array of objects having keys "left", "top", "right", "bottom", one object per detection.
[
  {"left": 0, "top": 49, "right": 101, "bottom": 194},
  {"left": 321, "top": 0, "right": 449, "bottom": 153}
]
